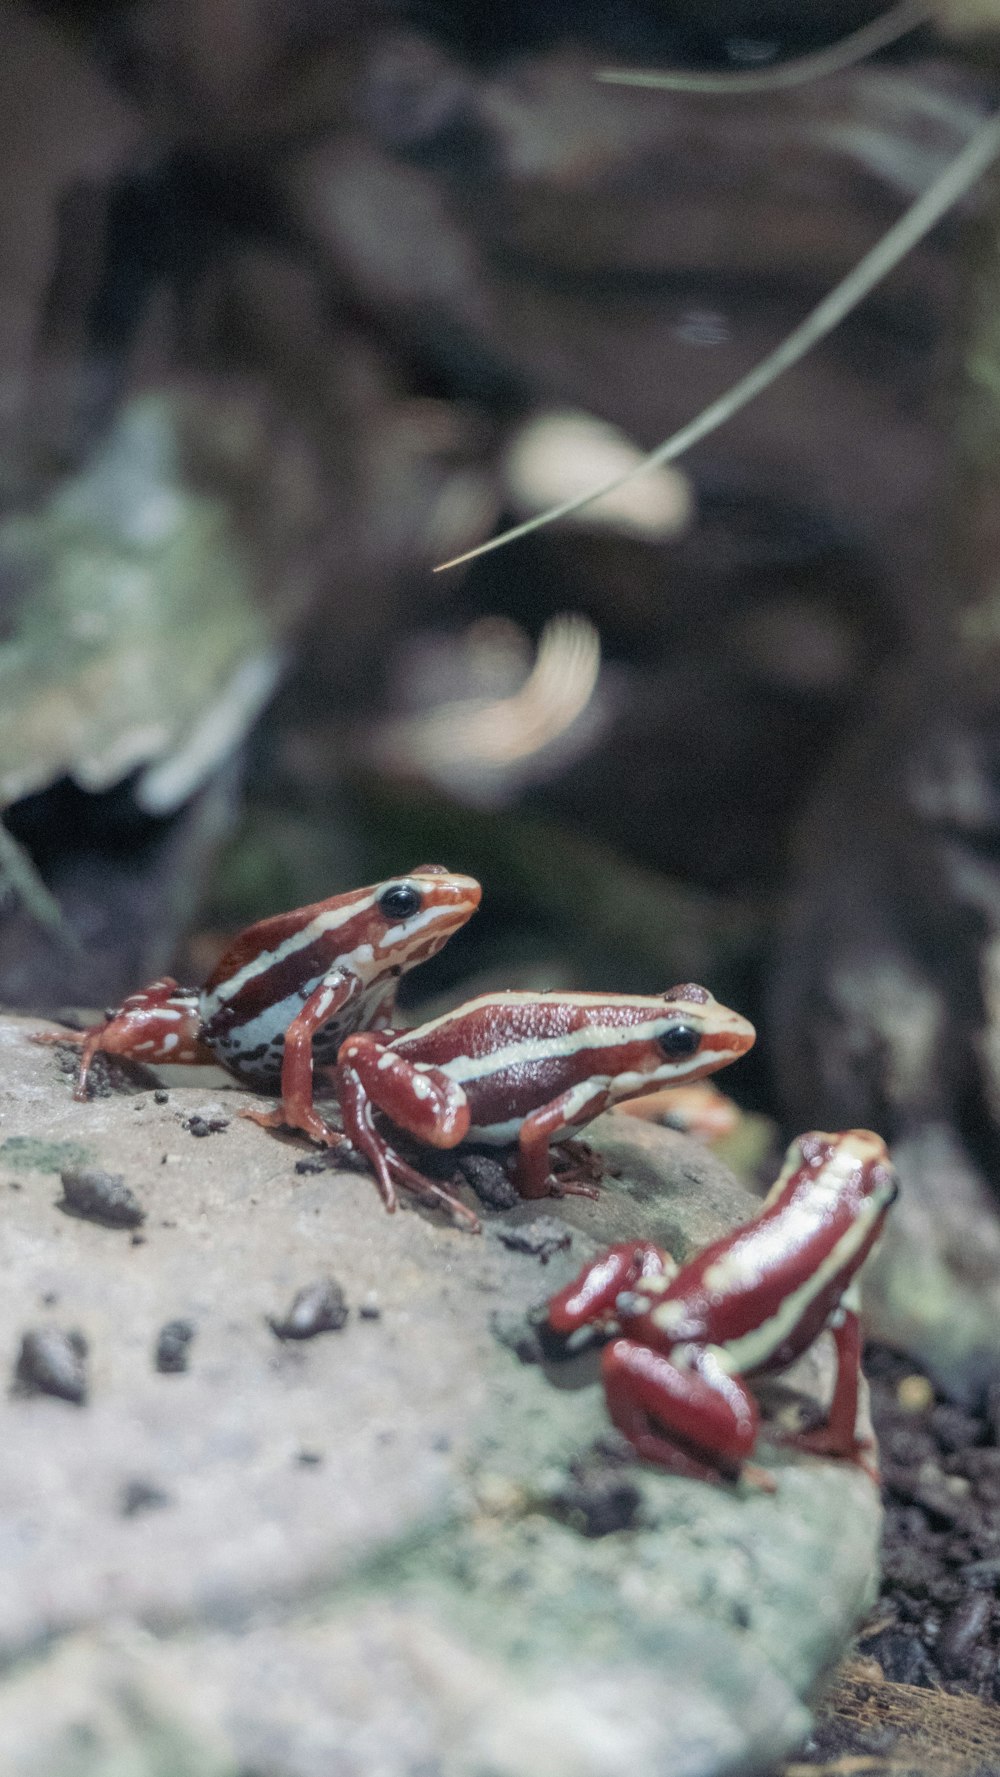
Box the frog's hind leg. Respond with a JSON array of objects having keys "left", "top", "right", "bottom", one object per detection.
[{"left": 33, "top": 978, "right": 209, "bottom": 1099}]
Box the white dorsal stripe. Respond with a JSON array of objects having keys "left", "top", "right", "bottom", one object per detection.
[
  {"left": 201, "top": 884, "right": 467, "bottom": 1014},
  {"left": 201, "top": 890, "right": 379, "bottom": 1010}
]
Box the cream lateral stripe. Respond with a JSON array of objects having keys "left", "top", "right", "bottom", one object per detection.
[
  {"left": 203, "top": 888, "right": 447, "bottom": 1009},
  {"left": 696, "top": 1186, "right": 893, "bottom": 1376},
  {"left": 438, "top": 1019, "right": 710, "bottom": 1085}
]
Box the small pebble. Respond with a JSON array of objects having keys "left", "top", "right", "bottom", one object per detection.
[
  {"left": 155, "top": 1319, "right": 195, "bottom": 1373},
  {"left": 269, "top": 1279, "right": 349, "bottom": 1340},
  {"left": 493, "top": 1217, "right": 572, "bottom": 1262},
  {"left": 120, "top": 1478, "right": 171, "bottom": 1517},
  {"left": 896, "top": 1373, "right": 934, "bottom": 1413},
  {"left": 153, "top": 1090, "right": 170, "bottom": 1105},
  {"left": 546, "top": 1465, "right": 643, "bottom": 1538},
  {"left": 456, "top": 1152, "right": 518, "bottom": 1211},
  {"left": 14, "top": 1328, "right": 88, "bottom": 1403},
  {"left": 59, "top": 1167, "right": 145, "bottom": 1229},
  {"left": 296, "top": 1448, "right": 323, "bottom": 1466},
  {"left": 358, "top": 1293, "right": 381, "bottom": 1321},
  {"left": 182, "top": 1114, "right": 229, "bottom": 1138}
]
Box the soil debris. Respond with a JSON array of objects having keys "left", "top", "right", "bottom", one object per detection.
[
  {"left": 269, "top": 1278, "right": 349, "bottom": 1340},
  {"left": 58, "top": 1166, "right": 145, "bottom": 1228},
  {"left": 492, "top": 1217, "right": 573, "bottom": 1262},
  {"left": 154, "top": 1318, "right": 196, "bottom": 1373},
  {"left": 14, "top": 1327, "right": 88, "bottom": 1403}
]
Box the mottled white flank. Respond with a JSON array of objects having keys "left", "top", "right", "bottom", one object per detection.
[
  {"left": 688, "top": 1175, "right": 895, "bottom": 1378},
  {"left": 408, "top": 1072, "right": 436, "bottom": 1102},
  {"left": 154, "top": 1007, "right": 183, "bottom": 1021},
  {"left": 162, "top": 1032, "right": 179, "bottom": 1052},
  {"left": 464, "top": 1115, "right": 523, "bottom": 1145},
  {"left": 377, "top": 1051, "right": 396, "bottom": 1070}
]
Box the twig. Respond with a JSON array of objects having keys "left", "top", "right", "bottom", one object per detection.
[
  {"left": 436, "top": 106, "right": 1000, "bottom": 574},
  {"left": 597, "top": 0, "right": 928, "bottom": 96}
]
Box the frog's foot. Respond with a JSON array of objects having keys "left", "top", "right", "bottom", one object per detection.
[
  {"left": 546, "top": 1143, "right": 602, "bottom": 1200},
  {"left": 773, "top": 1423, "right": 880, "bottom": 1484},
  {"left": 31, "top": 1026, "right": 86, "bottom": 1047},
  {"left": 241, "top": 1102, "right": 344, "bottom": 1147},
  {"left": 381, "top": 1146, "right": 482, "bottom": 1232}
]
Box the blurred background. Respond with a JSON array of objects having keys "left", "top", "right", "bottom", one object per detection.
[{"left": 4, "top": 0, "right": 1000, "bottom": 1390}]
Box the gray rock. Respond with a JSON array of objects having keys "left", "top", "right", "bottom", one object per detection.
[{"left": 0, "top": 1013, "right": 883, "bottom": 1775}]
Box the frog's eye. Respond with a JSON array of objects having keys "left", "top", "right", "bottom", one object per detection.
[
  {"left": 658, "top": 1022, "right": 701, "bottom": 1059},
  {"left": 377, "top": 883, "right": 423, "bottom": 919}
]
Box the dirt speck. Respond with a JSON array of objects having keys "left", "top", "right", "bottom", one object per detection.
[{"left": 269, "top": 1279, "right": 349, "bottom": 1340}]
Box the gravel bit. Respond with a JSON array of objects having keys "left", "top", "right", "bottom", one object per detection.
[
  {"left": 120, "top": 1478, "right": 171, "bottom": 1517},
  {"left": 58, "top": 1166, "right": 145, "bottom": 1229},
  {"left": 492, "top": 1216, "right": 572, "bottom": 1262},
  {"left": 155, "top": 1318, "right": 196, "bottom": 1373},
  {"left": 455, "top": 1151, "right": 519, "bottom": 1211},
  {"left": 545, "top": 1460, "right": 643, "bottom": 1538},
  {"left": 14, "top": 1327, "right": 88, "bottom": 1403},
  {"left": 269, "top": 1278, "right": 349, "bottom": 1340},
  {"left": 182, "top": 1114, "right": 229, "bottom": 1137}
]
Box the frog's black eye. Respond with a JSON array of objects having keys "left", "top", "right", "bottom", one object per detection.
[
  {"left": 377, "top": 883, "right": 423, "bottom": 919},
  {"left": 658, "top": 1022, "right": 701, "bottom": 1059}
]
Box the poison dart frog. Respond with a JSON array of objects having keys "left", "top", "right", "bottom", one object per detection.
[
  {"left": 34, "top": 866, "right": 481, "bottom": 1145},
  {"left": 546, "top": 1129, "right": 898, "bottom": 1486},
  {"left": 335, "top": 983, "right": 755, "bottom": 1227}
]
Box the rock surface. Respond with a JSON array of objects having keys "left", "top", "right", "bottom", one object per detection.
[{"left": 0, "top": 1013, "right": 882, "bottom": 1776}]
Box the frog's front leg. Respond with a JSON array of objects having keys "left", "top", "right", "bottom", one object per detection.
[
  {"left": 602, "top": 1340, "right": 762, "bottom": 1485},
  {"left": 32, "top": 979, "right": 210, "bottom": 1099},
  {"left": 336, "top": 1033, "right": 480, "bottom": 1228},
  {"left": 242, "top": 969, "right": 361, "bottom": 1145},
  {"left": 513, "top": 1081, "right": 612, "bottom": 1199},
  {"left": 771, "top": 1301, "right": 878, "bottom": 1481},
  {"left": 547, "top": 1241, "right": 676, "bottom": 1335}
]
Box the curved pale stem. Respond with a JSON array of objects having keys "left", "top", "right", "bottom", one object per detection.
[
  {"left": 435, "top": 107, "right": 1000, "bottom": 574},
  {"left": 597, "top": 0, "right": 928, "bottom": 96}
]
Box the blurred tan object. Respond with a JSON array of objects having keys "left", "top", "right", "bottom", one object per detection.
[
  {"left": 612, "top": 1081, "right": 741, "bottom": 1144},
  {"left": 934, "top": 0, "right": 1000, "bottom": 34},
  {"left": 503, "top": 411, "right": 693, "bottom": 540},
  {"left": 371, "top": 614, "right": 604, "bottom": 805}
]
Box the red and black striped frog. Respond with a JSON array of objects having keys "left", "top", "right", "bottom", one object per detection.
[
  {"left": 335, "top": 984, "right": 755, "bottom": 1226},
  {"left": 546, "top": 1128, "right": 898, "bottom": 1486},
  {"left": 35, "top": 866, "right": 481, "bottom": 1145}
]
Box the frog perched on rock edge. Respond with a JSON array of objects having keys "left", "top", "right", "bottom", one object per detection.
[
  {"left": 334, "top": 983, "right": 755, "bottom": 1227},
  {"left": 34, "top": 866, "right": 482, "bottom": 1147},
  {"left": 546, "top": 1129, "right": 898, "bottom": 1487}
]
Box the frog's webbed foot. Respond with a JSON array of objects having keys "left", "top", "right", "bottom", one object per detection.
[
  {"left": 241, "top": 1100, "right": 345, "bottom": 1147},
  {"left": 381, "top": 1145, "right": 482, "bottom": 1232},
  {"left": 548, "top": 1140, "right": 603, "bottom": 1199},
  {"left": 771, "top": 1422, "right": 880, "bottom": 1485}
]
